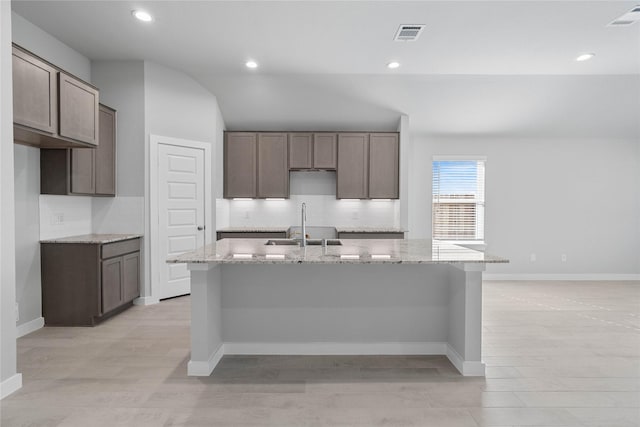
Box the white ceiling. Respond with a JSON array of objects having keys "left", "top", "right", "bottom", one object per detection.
[{"left": 11, "top": 1, "right": 640, "bottom": 136}]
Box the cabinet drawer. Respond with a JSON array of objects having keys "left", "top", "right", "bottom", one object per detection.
[{"left": 102, "top": 238, "right": 140, "bottom": 259}]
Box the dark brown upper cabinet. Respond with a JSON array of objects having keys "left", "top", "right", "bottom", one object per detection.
[
  {"left": 224, "top": 132, "right": 289, "bottom": 199},
  {"left": 41, "top": 104, "right": 116, "bottom": 197},
  {"left": 289, "top": 133, "right": 337, "bottom": 170},
  {"left": 337, "top": 132, "right": 399, "bottom": 199},
  {"left": 257, "top": 133, "right": 289, "bottom": 198},
  {"left": 58, "top": 72, "right": 99, "bottom": 146},
  {"left": 289, "top": 133, "right": 313, "bottom": 169},
  {"left": 313, "top": 133, "right": 337, "bottom": 169},
  {"left": 337, "top": 133, "right": 369, "bottom": 199},
  {"left": 224, "top": 132, "right": 257, "bottom": 198},
  {"left": 12, "top": 47, "right": 57, "bottom": 135},
  {"left": 94, "top": 105, "right": 116, "bottom": 195},
  {"left": 12, "top": 44, "right": 99, "bottom": 149},
  {"left": 368, "top": 133, "right": 399, "bottom": 199}
]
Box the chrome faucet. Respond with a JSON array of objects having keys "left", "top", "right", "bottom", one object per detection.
[{"left": 300, "top": 202, "right": 307, "bottom": 247}]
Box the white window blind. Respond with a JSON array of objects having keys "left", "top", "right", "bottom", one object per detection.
[{"left": 432, "top": 159, "right": 485, "bottom": 242}]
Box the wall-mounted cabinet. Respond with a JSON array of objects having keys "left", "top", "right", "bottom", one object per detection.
[
  {"left": 224, "top": 132, "right": 288, "bottom": 198},
  {"left": 41, "top": 104, "right": 116, "bottom": 196},
  {"left": 337, "top": 132, "right": 399, "bottom": 199},
  {"left": 224, "top": 130, "right": 399, "bottom": 200},
  {"left": 289, "top": 133, "right": 337, "bottom": 170},
  {"left": 12, "top": 44, "right": 99, "bottom": 149}
]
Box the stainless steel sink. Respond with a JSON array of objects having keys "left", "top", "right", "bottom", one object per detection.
[
  {"left": 265, "top": 239, "right": 342, "bottom": 246},
  {"left": 307, "top": 239, "right": 342, "bottom": 246},
  {"left": 265, "top": 239, "right": 299, "bottom": 246}
]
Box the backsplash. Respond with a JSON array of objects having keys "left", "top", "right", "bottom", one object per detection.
[
  {"left": 223, "top": 196, "right": 399, "bottom": 228},
  {"left": 39, "top": 195, "right": 92, "bottom": 240},
  {"left": 218, "top": 172, "right": 400, "bottom": 228}
]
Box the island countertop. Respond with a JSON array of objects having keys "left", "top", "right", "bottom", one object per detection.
[{"left": 168, "top": 238, "right": 508, "bottom": 265}]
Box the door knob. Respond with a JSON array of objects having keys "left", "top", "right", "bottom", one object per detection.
[{"left": 197, "top": 226, "right": 205, "bottom": 231}]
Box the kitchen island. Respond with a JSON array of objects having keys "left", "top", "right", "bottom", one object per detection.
[{"left": 169, "top": 239, "right": 508, "bottom": 377}]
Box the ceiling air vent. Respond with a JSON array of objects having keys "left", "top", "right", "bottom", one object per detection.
[
  {"left": 608, "top": 6, "right": 640, "bottom": 26},
  {"left": 394, "top": 24, "right": 425, "bottom": 41}
]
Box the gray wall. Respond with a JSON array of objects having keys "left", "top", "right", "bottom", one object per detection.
[
  {"left": 1, "top": 0, "right": 18, "bottom": 388},
  {"left": 410, "top": 136, "right": 640, "bottom": 276},
  {"left": 11, "top": 11, "right": 92, "bottom": 330},
  {"left": 143, "top": 61, "right": 222, "bottom": 299},
  {"left": 13, "top": 145, "right": 41, "bottom": 328},
  {"left": 91, "top": 61, "right": 145, "bottom": 197}
]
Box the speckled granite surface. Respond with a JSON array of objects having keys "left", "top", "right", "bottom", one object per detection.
[
  {"left": 41, "top": 234, "right": 143, "bottom": 244},
  {"left": 217, "top": 226, "right": 406, "bottom": 234},
  {"left": 336, "top": 227, "right": 406, "bottom": 233},
  {"left": 168, "top": 238, "right": 507, "bottom": 265},
  {"left": 217, "top": 227, "right": 290, "bottom": 233}
]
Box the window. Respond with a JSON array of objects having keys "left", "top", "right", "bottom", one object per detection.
[{"left": 432, "top": 157, "right": 485, "bottom": 243}]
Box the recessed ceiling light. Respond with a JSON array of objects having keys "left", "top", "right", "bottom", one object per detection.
[
  {"left": 246, "top": 60, "right": 258, "bottom": 69},
  {"left": 387, "top": 61, "right": 401, "bottom": 69},
  {"left": 132, "top": 10, "right": 153, "bottom": 22},
  {"left": 576, "top": 53, "right": 595, "bottom": 62}
]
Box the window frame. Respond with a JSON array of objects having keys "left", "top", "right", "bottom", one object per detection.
[{"left": 432, "top": 155, "right": 486, "bottom": 246}]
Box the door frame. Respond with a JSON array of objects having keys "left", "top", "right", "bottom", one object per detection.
[{"left": 149, "top": 134, "right": 212, "bottom": 302}]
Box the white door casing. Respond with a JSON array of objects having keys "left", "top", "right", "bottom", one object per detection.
[{"left": 150, "top": 135, "right": 212, "bottom": 301}]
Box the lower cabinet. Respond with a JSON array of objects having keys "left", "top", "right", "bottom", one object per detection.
[{"left": 41, "top": 237, "right": 140, "bottom": 326}]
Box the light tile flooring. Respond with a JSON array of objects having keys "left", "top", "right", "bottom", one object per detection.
[{"left": 1, "top": 281, "right": 639, "bottom": 426}]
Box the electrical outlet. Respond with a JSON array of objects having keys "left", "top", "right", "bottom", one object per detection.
[
  {"left": 561, "top": 254, "right": 567, "bottom": 262},
  {"left": 51, "top": 213, "right": 64, "bottom": 225},
  {"left": 530, "top": 253, "right": 536, "bottom": 262},
  {"left": 15, "top": 302, "right": 19, "bottom": 322}
]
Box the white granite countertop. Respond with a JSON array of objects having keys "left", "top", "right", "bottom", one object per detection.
[
  {"left": 41, "top": 234, "right": 143, "bottom": 244},
  {"left": 336, "top": 227, "right": 406, "bottom": 233},
  {"left": 217, "top": 227, "right": 290, "bottom": 233},
  {"left": 168, "top": 238, "right": 508, "bottom": 265},
  {"left": 217, "top": 226, "right": 406, "bottom": 234}
]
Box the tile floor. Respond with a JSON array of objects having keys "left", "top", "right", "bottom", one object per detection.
[{"left": 1, "top": 280, "right": 638, "bottom": 426}]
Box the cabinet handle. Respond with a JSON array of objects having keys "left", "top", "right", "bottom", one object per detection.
[{"left": 197, "top": 226, "right": 205, "bottom": 231}]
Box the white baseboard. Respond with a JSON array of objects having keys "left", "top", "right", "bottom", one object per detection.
[
  {"left": 133, "top": 296, "right": 160, "bottom": 306},
  {"left": 16, "top": 317, "right": 44, "bottom": 338},
  {"left": 446, "top": 345, "right": 485, "bottom": 376},
  {"left": 484, "top": 273, "right": 640, "bottom": 281},
  {"left": 188, "top": 344, "right": 224, "bottom": 376},
  {"left": 1, "top": 373, "right": 22, "bottom": 399},
  {"left": 223, "top": 341, "right": 448, "bottom": 356}
]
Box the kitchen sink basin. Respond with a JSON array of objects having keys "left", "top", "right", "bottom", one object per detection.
[
  {"left": 307, "top": 239, "right": 342, "bottom": 246},
  {"left": 265, "top": 239, "right": 299, "bottom": 246},
  {"left": 265, "top": 239, "right": 342, "bottom": 246}
]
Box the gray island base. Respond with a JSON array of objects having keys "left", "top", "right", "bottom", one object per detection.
[{"left": 169, "top": 239, "right": 508, "bottom": 377}]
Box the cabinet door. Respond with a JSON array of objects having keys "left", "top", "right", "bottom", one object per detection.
[
  {"left": 70, "top": 148, "right": 95, "bottom": 195},
  {"left": 58, "top": 72, "right": 99, "bottom": 145},
  {"left": 337, "top": 133, "right": 369, "bottom": 199},
  {"left": 12, "top": 47, "right": 57, "bottom": 134},
  {"left": 122, "top": 252, "right": 140, "bottom": 303},
  {"left": 224, "top": 132, "right": 257, "bottom": 198},
  {"left": 101, "top": 257, "right": 123, "bottom": 314},
  {"left": 313, "top": 133, "right": 337, "bottom": 169},
  {"left": 289, "top": 133, "right": 313, "bottom": 169},
  {"left": 257, "top": 133, "right": 289, "bottom": 198},
  {"left": 369, "top": 133, "right": 399, "bottom": 199},
  {"left": 95, "top": 105, "right": 116, "bottom": 195}
]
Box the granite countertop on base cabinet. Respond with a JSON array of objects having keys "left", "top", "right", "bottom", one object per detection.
[{"left": 40, "top": 234, "right": 143, "bottom": 244}]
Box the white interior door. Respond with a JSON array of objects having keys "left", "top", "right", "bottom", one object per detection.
[{"left": 157, "top": 143, "right": 205, "bottom": 300}]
